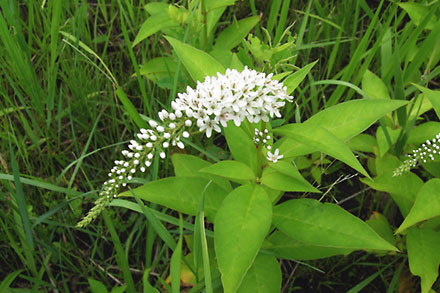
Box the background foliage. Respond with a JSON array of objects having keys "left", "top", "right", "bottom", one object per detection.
[{"left": 1, "top": 0, "right": 439, "bottom": 291}]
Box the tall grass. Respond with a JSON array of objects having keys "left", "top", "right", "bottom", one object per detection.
[{"left": 1, "top": 0, "right": 438, "bottom": 291}]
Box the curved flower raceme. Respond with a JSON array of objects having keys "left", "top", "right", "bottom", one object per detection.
[
  {"left": 393, "top": 132, "right": 440, "bottom": 176},
  {"left": 77, "top": 67, "right": 293, "bottom": 227}
]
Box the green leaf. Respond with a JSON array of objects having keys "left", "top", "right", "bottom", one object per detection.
[
  {"left": 365, "top": 212, "right": 396, "bottom": 247},
  {"left": 215, "top": 184, "right": 272, "bottom": 292},
  {"left": 237, "top": 254, "right": 281, "bottom": 293},
  {"left": 132, "top": 13, "right": 177, "bottom": 47},
  {"left": 111, "top": 286, "right": 126, "bottom": 293},
  {"left": 347, "top": 134, "right": 376, "bottom": 153},
  {"left": 165, "top": 36, "right": 225, "bottom": 82},
  {"left": 273, "top": 199, "right": 398, "bottom": 251},
  {"left": 398, "top": 3, "right": 437, "bottom": 30},
  {"left": 171, "top": 154, "right": 232, "bottom": 192},
  {"left": 362, "top": 70, "right": 390, "bottom": 99},
  {"left": 397, "top": 179, "right": 440, "bottom": 233},
  {"left": 88, "top": 278, "right": 108, "bottom": 293},
  {"left": 224, "top": 122, "right": 258, "bottom": 175},
  {"left": 274, "top": 123, "right": 369, "bottom": 177},
  {"left": 283, "top": 60, "right": 318, "bottom": 95},
  {"left": 278, "top": 99, "right": 408, "bottom": 158},
  {"left": 115, "top": 87, "right": 147, "bottom": 129},
  {"left": 407, "top": 122, "right": 440, "bottom": 145},
  {"left": 119, "top": 177, "right": 227, "bottom": 222},
  {"left": 260, "top": 164, "right": 320, "bottom": 193},
  {"left": 413, "top": 85, "right": 440, "bottom": 120},
  {"left": 263, "top": 231, "right": 353, "bottom": 261},
  {"left": 200, "top": 160, "right": 255, "bottom": 182},
  {"left": 138, "top": 57, "right": 176, "bottom": 88},
  {"left": 376, "top": 126, "right": 400, "bottom": 157},
  {"left": 407, "top": 227, "right": 440, "bottom": 293},
  {"left": 360, "top": 156, "right": 423, "bottom": 217},
  {"left": 0, "top": 270, "right": 23, "bottom": 292},
  {"left": 214, "top": 16, "right": 259, "bottom": 51}
]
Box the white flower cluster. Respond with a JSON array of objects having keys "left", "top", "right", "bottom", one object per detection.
[
  {"left": 171, "top": 67, "right": 292, "bottom": 137},
  {"left": 77, "top": 68, "right": 292, "bottom": 227},
  {"left": 252, "top": 128, "right": 283, "bottom": 163},
  {"left": 393, "top": 132, "right": 440, "bottom": 176}
]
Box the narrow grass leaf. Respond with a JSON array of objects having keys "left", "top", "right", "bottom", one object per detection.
[
  {"left": 102, "top": 212, "right": 136, "bottom": 292},
  {"left": 0, "top": 269, "right": 24, "bottom": 291},
  {"left": 170, "top": 215, "right": 183, "bottom": 293},
  {"left": 413, "top": 85, "right": 440, "bottom": 120},
  {"left": 9, "top": 141, "right": 34, "bottom": 250},
  {"left": 0, "top": 174, "right": 82, "bottom": 196},
  {"left": 115, "top": 87, "right": 148, "bottom": 129}
]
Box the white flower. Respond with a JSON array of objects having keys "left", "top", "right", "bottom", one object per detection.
[{"left": 267, "top": 148, "right": 283, "bottom": 163}]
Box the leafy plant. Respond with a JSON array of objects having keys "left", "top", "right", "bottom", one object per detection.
[{"left": 78, "top": 24, "right": 412, "bottom": 290}]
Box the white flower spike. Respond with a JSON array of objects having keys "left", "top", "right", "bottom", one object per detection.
[{"left": 77, "top": 68, "right": 292, "bottom": 227}]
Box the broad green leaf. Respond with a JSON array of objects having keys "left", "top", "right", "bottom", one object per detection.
[
  {"left": 407, "top": 122, "right": 440, "bottom": 145},
  {"left": 274, "top": 123, "right": 369, "bottom": 177},
  {"left": 144, "top": 3, "right": 168, "bottom": 14},
  {"left": 200, "top": 160, "right": 255, "bottom": 182},
  {"left": 397, "top": 179, "right": 440, "bottom": 233},
  {"left": 407, "top": 227, "right": 440, "bottom": 293},
  {"left": 283, "top": 60, "right": 318, "bottom": 95},
  {"left": 366, "top": 212, "right": 396, "bottom": 247},
  {"left": 413, "top": 85, "right": 440, "bottom": 120},
  {"left": 171, "top": 154, "right": 232, "bottom": 192},
  {"left": 119, "top": 177, "right": 227, "bottom": 221},
  {"left": 278, "top": 99, "right": 408, "bottom": 158},
  {"left": 214, "top": 16, "right": 259, "bottom": 51},
  {"left": 237, "top": 254, "right": 281, "bottom": 293},
  {"left": 132, "top": 12, "right": 177, "bottom": 47},
  {"left": 215, "top": 184, "right": 272, "bottom": 292},
  {"left": 398, "top": 3, "right": 437, "bottom": 30},
  {"left": 88, "top": 278, "right": 108, "bottom": 293},
  {"left": 360, "top": 172, "right": 423, "bottom": 217},
  {"left": 361, "top": 155, "right": 423, "bottom": 216},
  {"left": 362, "top": 70, "right": 390, "bottom": 99},
  {"left": 224, "top": 122, "right": 258, "bottom": 175},
  {"left": 273, "top": 199, "right": 397, "bottom": 251},
  {"left": 376, "top": 126, "right": 400, "bottom": 157},
  {"left": 111, "top": 286, "right": 126, "bottom": 293},
  {"left": 165, "top": 37, "right": 225, "bottom": 82},
  {"left": 138, "top": 57, "right": 176, "bottom": 88},
  {"left": 205, "top": 0, "right": 236, "bottom": 11},
  {"left": 263, "top": 231, "right": 353, "bottom": 261},
  {"left": 347, "top": 134, "right": 376, "bottom": 153},
  {"left": 260, "top": 164, "right": 320, "bottom": 193}
]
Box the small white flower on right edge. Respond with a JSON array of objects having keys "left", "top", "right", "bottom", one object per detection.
[{"left": 267, "top": 148, "right": 283, "bottom": 163}]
